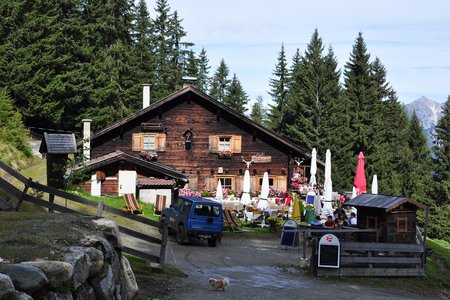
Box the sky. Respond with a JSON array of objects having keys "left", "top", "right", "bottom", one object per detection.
[{"left": 148, "top": 0, "right": 450, "bottom": 105}]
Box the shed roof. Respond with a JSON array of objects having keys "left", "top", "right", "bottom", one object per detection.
[
  {"left": 71, "top": 150, "right": 188, "bottom": 187},
  {"left": 345, "top": 194, "right": 426, "bottom": 212},
  {"left": 39, "top": 133, "right": 77, "bottom": 154}
]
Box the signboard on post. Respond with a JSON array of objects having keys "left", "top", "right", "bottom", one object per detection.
[
  {"left": 280, "top": 219, "right": 299, "bottom": 248},
  {"left": 318, "top": 234, "right": 340, "bottom": 268}
]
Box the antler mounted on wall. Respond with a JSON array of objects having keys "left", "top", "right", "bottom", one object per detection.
[{"left": 241, "top": 156, "right": 255, "bottom": 169}]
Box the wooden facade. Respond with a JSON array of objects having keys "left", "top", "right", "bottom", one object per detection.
[
  {"left": 87, "top": 86, "right": 320, "bottom": 194},
  {"left": 345, "top": 194, "right": 426, "bottom": 244}
]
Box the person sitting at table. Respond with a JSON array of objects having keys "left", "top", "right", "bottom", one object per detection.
[
  {"left": 348, "top": 212, "right": 357, "bottom": 225},
  {"left": 310, "top": 215, "right": 323, "bottom": 228},
  {"left": 334, "top": 217, "right": 346, "bottom": 229},
  {"left": 323, "top": 215, "right": 335, "bottom": 228}
]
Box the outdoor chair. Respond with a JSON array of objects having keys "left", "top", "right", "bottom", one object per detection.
[
  {"left": 154, "top": 194, "right": 166, "bottom": 215},
  {"left": 123, "top": 193, "right": 144, "bottom": 215},
  {"left": 223, "top": 209, "right": 243, "bottom": 232}
]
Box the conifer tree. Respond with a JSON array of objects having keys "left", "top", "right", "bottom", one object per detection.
[
  {"left": 432, "top": 96, "right": 450, "bottom": 205},
  {"left": 197, "top": 48, "right": 211, "bottom": 93},
  {"left": 184, "top": 49, "right": 198, "bottom": 77},
  {"left": 250, "top": 96, "right": 266, "bottom": 125},
  {"left": 210, "top": 59, "right": 230, "bottom": 102},
  {"left": 405, "top": 112, "right": 432, "bottom": 200},
  {"left": 223, "top": 74, "right": 249, "bottom": 113},
  {"left": 267, "top": 43, "right": 289, "bottom": 133}
]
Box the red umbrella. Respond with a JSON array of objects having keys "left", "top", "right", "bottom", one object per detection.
[{"left": 354, "top": 151, "right": 367, "bottom": 195}]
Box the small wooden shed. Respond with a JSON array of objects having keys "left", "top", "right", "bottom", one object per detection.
[
  {"left": 345, "top": 194, "right": 427, "bottom": 243},
  {"left": 39, "top": 133, "right": 77, "bottom": 189}
]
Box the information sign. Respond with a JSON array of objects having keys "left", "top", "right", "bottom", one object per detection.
[
  {"left": 280, "top": 220, "right": 299, "bottom": 247},
  {"left": 318, "top": 234, "right": 340, "bottom": 268}
]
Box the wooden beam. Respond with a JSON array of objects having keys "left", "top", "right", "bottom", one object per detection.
[
  {"left": 340, "top": 256, "right": 422, "bottom": 264},
  {"left": 339, "top": 268, "right": 425, "bottom": 277},
  {"left": 341, "top": 242, "right": 424, "bottom": 253}
]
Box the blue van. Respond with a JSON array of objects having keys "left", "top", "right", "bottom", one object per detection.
[{"left": 161, "top": 196, "right": 223, "bottom": 247}]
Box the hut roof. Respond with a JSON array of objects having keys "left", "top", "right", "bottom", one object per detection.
[
  {"left": 345, "top": 194, "right": 426, "bottom": 212},
  {"left": 39, "top": 133, "right": 77, "bottom": 154},
  {"left": 70, "top": 150, "right": 188, "bottom": 187}
]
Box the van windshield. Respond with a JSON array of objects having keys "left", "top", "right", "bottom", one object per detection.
[{"left": 194, "top": 204, "right": 220, "bottom": 217}]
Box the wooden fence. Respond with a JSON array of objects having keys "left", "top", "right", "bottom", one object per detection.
[
  {"left": 0, "top": 160, "right": 168, "bottom": 268},
  {"left": 299, "top": 227, "right": 425, "bottom": 277}
]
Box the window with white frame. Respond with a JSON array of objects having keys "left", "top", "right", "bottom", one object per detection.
[
  {"left": 143, "top": 135, "right": 155, "bottom": 150},
  {"left": 219, "top": 137, "right": 231, "bottom": 151}
]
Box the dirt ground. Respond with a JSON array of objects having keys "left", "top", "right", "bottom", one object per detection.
[{"left": 133, "top": 232, "right": 441, "bottom": 300}]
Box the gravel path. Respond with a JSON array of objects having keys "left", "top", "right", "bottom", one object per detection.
[{"left": 144, "top": 232, "right": 435, "bottom": 300}]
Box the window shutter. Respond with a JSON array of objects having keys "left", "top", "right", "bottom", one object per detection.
[
  {"left": 232, "top": 135, "right": 242, "bottom": 153},
  {"left": 209, "top": 135, "right": 218, "bottom": 153},
  {"left": 132, "top": 133, "right": 142, "bottom": 151},
  {"left": 157, "top": 133, "right": 166, "bottom": 151}
]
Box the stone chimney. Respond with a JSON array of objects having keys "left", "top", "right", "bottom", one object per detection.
[
  {"left": 143, "top": 84, "right": 151, "bottom": 109},
  {"left": 82, "top": 119, "right": 92, "bottom": 161}
]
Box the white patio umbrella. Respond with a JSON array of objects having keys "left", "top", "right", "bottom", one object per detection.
[
  {"left": 310, "top": 148, "right": 317, "bottom": 186},
  {"left": 371, "top": 175, "right": 378, "bottom": 194},
  {"left": 240, "top": 169, "right": 251, "bottom": 206},
  {"left": 216, "top": 179, "right": 223, "bottom": 201},
  {"left": 322, "top": 149, "right": 334, "bottom": 216},
  {"left": 351, "top": 186, "right": 357, "bottom": 199},
  {"left": 257, "top": 172, "right": 271, "bottom": 211}
]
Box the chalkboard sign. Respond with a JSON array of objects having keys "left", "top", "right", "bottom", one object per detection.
[
  {"left": 318, "top": 234, "right": 340, "bottom": 268},
  {"left": 280, "top": 220, "right": 299, "bottom": 247}
]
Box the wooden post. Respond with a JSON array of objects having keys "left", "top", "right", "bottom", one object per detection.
[
  {"left": 15, "top": 177, "right": 32, "bottom": 211},
  {"left": 159, "top": 219, "right": 168, "bottom": 267},
  {"left": 422, "top": 206, "right": 429, "bottom": 266},
  {"left": 96, "top": 201, "right": 104, "bottom": 217},
  {"left": 49, "top": 194, "right": 55, "bottom": 213}
]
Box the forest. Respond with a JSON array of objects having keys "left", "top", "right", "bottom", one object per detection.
[{"left": 0, "top": 0, "right": 448, "bottom": 241}]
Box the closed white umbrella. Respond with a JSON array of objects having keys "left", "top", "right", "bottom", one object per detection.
[
  {"left": 371, "top": 175, "right": 378, "bottom": 194},
  {"left": 216, "top": 180, "right": 223, "bottom": 200},
  {"left": 322, "top": 149, "right": 334, "bottom": 216},
  {"left": 241, "top": 169, "right": 251, "bottom": 205},
  {"left": 310, "top": 148, "right": 317, "bottom": 186},
  {"left": 351, "top": 186, "right": 357, "bottom": 199},
  {"left": 257, "top": 172, "right": 271, "bottom": 211}
]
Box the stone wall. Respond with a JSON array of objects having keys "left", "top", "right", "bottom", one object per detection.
[{"left": 0, "top": 217, "right": 138, "bottom": 300}]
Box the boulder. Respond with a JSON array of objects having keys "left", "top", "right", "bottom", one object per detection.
[
  {"left": 0, "top": 273, "right": 15, "bottom": 298},
  {"left": 33, "top": 290, "right": 73, "bottom": 300},
  {"left": 80, "top": 235, "right": 114, "bottom": 260},
  {"left": 90, "top": 265, "right": 115, "bottom": 300},
  {"left": 93, "top": 218, "right": 122, "bottom": 249},
  {"left": 21, "top": 260, "right": 73, "bottom": 289},
  {"left": 121, "top": 256, "right": 138, "bottom": 299},
  {"left": 85, "top": 247, "right": 104, "bottom": 278},
  {"left": 63, "top": 247, "right": 90, "bottom": 290},
  {"left": 0, "top": 290, "right": 34, "bottom": 300},
  {"left": 0, "top": 263, "right": 48, "bottom": 294},
  {"left": 73, "top": 282, "right": 96, "bottom": 300}
]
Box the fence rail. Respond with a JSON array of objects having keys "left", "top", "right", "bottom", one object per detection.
[{"left": 0, "top": 160, "right": 168, "bottom": 267}]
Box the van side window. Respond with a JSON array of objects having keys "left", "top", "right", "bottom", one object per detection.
[{"left": 183, "top": 201, "right": 192, "bottom": 214}]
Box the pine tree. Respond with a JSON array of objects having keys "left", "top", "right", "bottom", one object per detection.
[
  {"left": 250, "top": 96, "right": 266, "bottom": 125},
  {"left": 210, "top": 59, "right": 230, "bottom": 102},
  {"left": 405, "top": 112, "right": 433, "bottom": 200},
  {"left": 267, "top": 43, "right": 289, "bottom": 133},
  {"left": 0, "top": 90, "right": 31, "bottom": 156},
  {"left": 343, "top": 32, "right": 375, "bottom": 155},
  {"left": 223, "top": 74, "right": 249, "bottom": 113},
  {"left": 197, "top": 47, "right": 211, "bottom": 92},
  {"left": 184, "top": 49, "right": 198, "bottom": 77},
  {"left": 432, "top": 96, "right": 450, "bottom": 205}
]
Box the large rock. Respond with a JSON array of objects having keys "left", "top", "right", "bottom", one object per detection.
[
  {"left": 21, "top": 260, "right": 73, "bottom": 289},
  {"left": 93, "top": 218, "right": 122, "bottom": 249},
  {"left": 0, "top": 290, "right": 33, "bottom": 300},
  {"left": 85, "top": 247, "right": 104, "bottom": 278},
  {"left": 0, "top": 273, "right": 15, "bottom": 294},
  {"left": 33, "top": 290, "right": 73, "bottom": 300},
  {"left": 121, "top": 256, "right": 138, "bottom": 299},
  {"left": 73, "top": 282, "right": 96, "bottom": 300},
  {"left": 0, "top": 263, "right": 48, "bottom": 294},
  {"left": 63, "top": 247, "right": 90, "bottom": 290},
  {"left": 89, "top": 265, "right": 115, "bottom": 300},
  {"left": 80, "top": 235, "right": 114, "bottom": 260}
]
